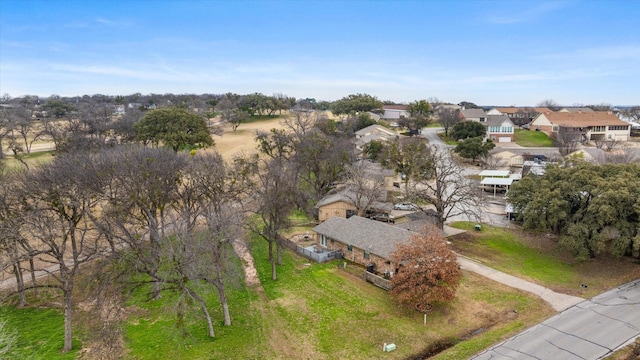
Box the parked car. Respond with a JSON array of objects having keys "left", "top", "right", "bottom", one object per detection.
[
  {"left": 393, "top": 202, "right": 419, "bottom": 211},
  {"left": 368, "top": 213, "right": 393, "bottom": 223}
]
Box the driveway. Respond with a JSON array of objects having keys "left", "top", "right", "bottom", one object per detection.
[{"left": 471, "top": 279, "right": 640, "bottom": 359}]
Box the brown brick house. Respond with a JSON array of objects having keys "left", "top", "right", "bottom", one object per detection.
[{"left": 312, "top": 215, "right": 419, "bottom": 276}]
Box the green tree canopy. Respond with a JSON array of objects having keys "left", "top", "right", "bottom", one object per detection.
[
  {"left": 450, "top": 121, "right": 486, "bottom": 140},
  {"left": 331, "top": 93, "right": 383, "bottom": 117},
  {"left": 135, "top": 107, "right": 214, "bottom": 152},
  {"left": 507, "top": 162, "right": 640, "bottom": 259},
  {"left": 42, "top": 100, "right": 74, "bottom": 118},
  {"left": 453, "top": 137, "right": 495, "bottom": 162}
]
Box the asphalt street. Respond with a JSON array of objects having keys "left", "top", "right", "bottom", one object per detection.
[{"left": 471, "top": 279, "right": 640, "bottom": 360}]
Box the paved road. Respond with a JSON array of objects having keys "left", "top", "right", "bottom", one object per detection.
[{"left": 471, "top": 279, "right": 640, "bottom": 360}]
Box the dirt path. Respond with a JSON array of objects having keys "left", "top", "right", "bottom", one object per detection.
[{"left": 231, "top": 239, "right": 262, "bottom": 289}]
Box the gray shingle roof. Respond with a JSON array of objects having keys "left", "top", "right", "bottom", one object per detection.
[
  {"left": 485, "top": 114, "right": 513, "bottom": 127},
  {"left": 460, "top": 109, "right": 486, "bottom": 119},
  {"left": 312, "top": 216, "right": 418, "bottom": 259}
]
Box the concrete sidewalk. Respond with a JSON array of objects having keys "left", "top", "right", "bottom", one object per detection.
[{"left": 457, "top": 255, "right": 584, "bottom": 311}]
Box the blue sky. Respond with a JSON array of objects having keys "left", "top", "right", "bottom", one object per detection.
[{"left": 1, "top": 0, "right": 639, "bottom": 106}]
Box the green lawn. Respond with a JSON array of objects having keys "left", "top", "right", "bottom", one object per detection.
[
  {"left": 1, "top": 226, "right": 556, "bottom": 360},
  {"left": 0, "top": 306, "right": 81, "bottom": 360},
  {"left": 513, "top": 129, "right": 554, "bottom": 147},
  {"left": 448, "top": 222, "right": 640, "bottom": 297},
  {"left": 121, "top": 232, "right": 552, "bottom": 360},
  {"left": 438, "top": 133, "right": 459, "bottom": 145},
  {"left": 2, "top": 150, "right": 56, "bottom": 172}
]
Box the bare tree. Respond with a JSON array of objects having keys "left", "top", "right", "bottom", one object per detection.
[
  {"left": 171, "top": 152, "right": 250, "bottom": 327},
  {"left": 281, "top": 109, "right": 318, "bottom": 141},
  {"left": 537, "top": 99, "right": 562, "bottom": 111},
  {"left": 91, "top": 146, "right": 185, "bottom": 300},
  {"left": 215, "top": 94, "right": 246, "bottom": 132},
  {"left": 437, "top": 108, "right": 461, "bottom": 137},
  {"left": 622, "top": 106, "right": 640, "bottom": 123},
  {"left": 77, "top": 102, "right": 112, "bottom": 141},
  {"left": 342, "top": 161, "right": 386, "bottom": 216},
  {"left": 0, "top": 171, "right": 29, "bottom": 306},
  {"left": 552, "top": 131, "right": 580, "bottom": 156},
  {"left": 246, "top": 156, "right": 299, "bottom": 280},
  {"left": 292, "top": 130, "right": 353, "bottom": 201},
  {"left": 381, "top": 137, "right": 430, "bottom": 197},
  {"left": 408, "top": 145, "right": 483, "bottom": 229},
  {"left": 20, "top": 153, "right": 108, "bottom": 352},
  {"left": 7, "top": 105, "right": 45, "bottom": 155}
]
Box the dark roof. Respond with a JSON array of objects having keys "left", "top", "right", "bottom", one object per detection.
[
  {"left": 460, "top": 109, "right": 486, "bottom": 119},
  {"left": 312, "top": 216, "right": 417, "bottom": 259},
  {"left": 315, "top": 187, "right": 392, "bottom": 212},
  {"left": 485, "top": 114, "right": 513, "bottom": 127}
]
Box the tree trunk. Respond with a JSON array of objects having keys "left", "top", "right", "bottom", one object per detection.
[
  {"left": 63, "top": 287, "right": 73, "bottom": 352},
  {"left": 276, "top": 241, "right": 283, "bottom": 266},
  {"left": 29, "top": 256, "right": 38, "bottom": 296},
  {"left": 185, "top": 287, "right": 215, "bottom": 337},
  {"left": 12, "top": 263, "right": 27, "bottom": 307},
  {"left": 214, "top": 263, "right": 231, "bottom": 326},
  {"left": 268, "top": 240, "right": 277, "bottom": 281}
]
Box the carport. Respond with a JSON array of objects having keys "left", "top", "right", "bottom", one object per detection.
[{"left": 480, "top": 177, "right": 514, "bottom": 197}]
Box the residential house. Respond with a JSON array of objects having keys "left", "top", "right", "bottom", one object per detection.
[
  {"left": 315, "top": 187, "right": 392, "bottom": 222},
  {"left": 490, "top": 150, "right": 522, "bottom": 168},
  {"left": 530, "top": 111, "right": 631, "bottom": 142},
  {"left": 485, "top": 115, "right": 515, "bottom": 143},
  {"left": 558, "top": 107, "right": 595, "bottom": 113},
  {"left": 113, "top": 104, "right": 126, "bottom": 116},
  {"left": 355, "top": 124, "right": 398, "bottom": 154},
  {"left": 312, "top": 216, "right": 418, "bottom": 275},
  {"left": 486, "top": 107, "right": 551, "bottom": 127},
  {"left": 460, "top": 108, "right": 487, "bottom": 123},
  {"left": 434, "top": 104, "right": 462, "bottom": 112},
  {"left": 381, "top": 105, "right": 409, "bottom": 120}
]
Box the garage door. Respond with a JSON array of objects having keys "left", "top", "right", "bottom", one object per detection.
[{"left": 499, "top": 137, "right": 511, "bottom": 143}]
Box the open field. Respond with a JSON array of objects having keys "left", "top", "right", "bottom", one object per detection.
[{"left": 211, "top": 117, "right": 287, "bottom": 159}]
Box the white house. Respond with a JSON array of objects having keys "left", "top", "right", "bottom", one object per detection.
[
  {"left": 485, "top": 115, "right": 515, "bottom": 143},
  {"left": 381, "top": 105, "right": 409, "bottom": 120}
]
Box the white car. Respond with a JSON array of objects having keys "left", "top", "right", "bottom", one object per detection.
[{"left": 394, "top": 202, "right": 419, "bottom": 211}]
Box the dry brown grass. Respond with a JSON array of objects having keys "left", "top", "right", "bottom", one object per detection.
[{"left": 212, "top": 117, "right": 287, "bottom": 159}]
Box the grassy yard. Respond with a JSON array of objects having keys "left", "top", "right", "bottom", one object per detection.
[
  {"left": 2, "top": 150, "right": 56, "bottom": 172},
  {"left": 449, "top": 222, "right": 640, "bottom": 297},
  {"left": 437, "top": 133, "right": 458, "bottom": 145},
  {"left": 0, "top": 232, "right": 556, "bottom": 360},
  {"left": 0, "top": 306, "right": 81, "bottom": 359},
  {"left": 513, "top": 129, "right": 554, "bottom": 147}
]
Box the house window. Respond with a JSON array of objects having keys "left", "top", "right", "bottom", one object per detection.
[
  {"left": 592, "top": 126, "right": 606, "bottom": 132},
  {"left": 364, "top": 250, "right": 370, "bottom": 259},
  {"left": 320, "top": 235, "right": 327, "bottom": 247},
  {"left": 552, "top": 126, "right": 559, "bottom": 132},
  {"left": 608, "top": 125, "right": 629, "bottom": 131},
  {"left": 347, "top": 245, "right": 353, "bottom": 252}
]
